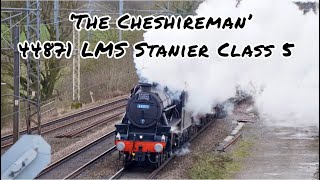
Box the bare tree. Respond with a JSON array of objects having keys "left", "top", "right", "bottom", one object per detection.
[{"left": 1, "top": 1, "right": 81, "bottom": 101}]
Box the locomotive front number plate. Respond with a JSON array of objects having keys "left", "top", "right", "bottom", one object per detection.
[{"left": 137, "top": 104, "right": 150, "bottom": 109}]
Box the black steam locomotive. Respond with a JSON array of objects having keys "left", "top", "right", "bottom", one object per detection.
[{"left": 114, "top": 83, "right": 222, "bottom": 167}]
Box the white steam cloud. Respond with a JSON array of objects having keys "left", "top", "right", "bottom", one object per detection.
[
  {"left": 175, "top": 143, "right": 191, "bottom": 156},
  {"left": 134, "top": 0, "right": 319, "bottom": 127}
]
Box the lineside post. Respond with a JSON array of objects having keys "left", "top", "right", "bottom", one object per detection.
[{"left": 13, "top": 26, "right": 20, "bottom": 143}]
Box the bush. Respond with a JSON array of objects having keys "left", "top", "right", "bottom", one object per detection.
[{"left": 71, "top": 102, "right": 83, "bottom": 109}]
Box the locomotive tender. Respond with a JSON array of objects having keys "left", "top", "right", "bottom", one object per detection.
[{"left": 114, "top": 83, "right": 220, "bottom": 167}]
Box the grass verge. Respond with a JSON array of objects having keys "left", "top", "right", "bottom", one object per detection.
[{"left": 188, "top": 138, "right": 254, "bottom": 179}]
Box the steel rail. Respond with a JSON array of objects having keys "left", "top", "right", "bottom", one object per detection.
[
  {"left": 1, "top": 97, "right": 127, "bottom": 149},
  {"left": 35, "top": 130, "right": 115, "bottom": 178},
  {"left": 1, "top": 96, "right": 127, "bottom": 142},
  {"left": 63, "top": 146, "right": 117, "bottom": 179}
]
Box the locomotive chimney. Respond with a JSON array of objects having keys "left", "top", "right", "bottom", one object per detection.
[{"left": 139, "top": 83, "right": 152, "bottom": 92}]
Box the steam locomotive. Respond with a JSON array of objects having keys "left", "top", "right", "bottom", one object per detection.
[{"left": 114, "top": 83, "right": 222, "bottom": 167}]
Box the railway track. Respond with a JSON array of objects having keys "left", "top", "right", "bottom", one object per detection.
[
  {"left": 56, "top": 110, "right": 124, "bottom": 138},
  {"left": 41, "top": 119, "right": 215, "bottom": 179},
  {"left": 109, "top": 117, "right": 216, "bottom": 179},
  {"left": 222, "top": 131, "right": 243, "bottom": 151},
  {"left": 64, "top": 146, "right": 117, "bottom": 179},
  {"left": 109, "top": 168, "right": 125, "bottom": 179},
  {"left": 1, "top": 96, "right": 127, "bottom": 149},
  {"left": 36, "top": 130, "right": 116, "bottom": 179}
]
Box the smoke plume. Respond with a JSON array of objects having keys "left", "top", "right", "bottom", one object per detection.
[{"left": 134, "top": 0, "right": 319, "bottom": 127}]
